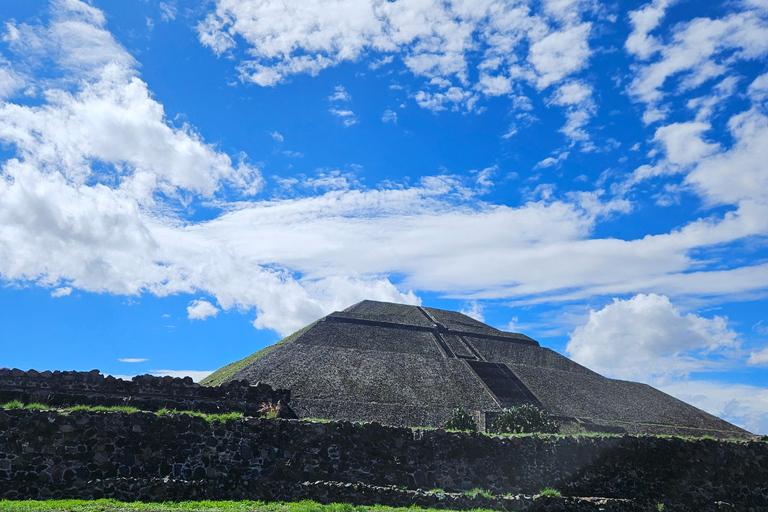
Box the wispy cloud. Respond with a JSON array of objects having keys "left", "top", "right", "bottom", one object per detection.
[
  {"left": 118, "top": 358, "right": 148, "bottom": 363},
  {"left": 381, "top": 109, "right": 397, "bottom": 123}
]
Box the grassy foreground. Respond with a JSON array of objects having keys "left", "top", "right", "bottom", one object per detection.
[{"left": 0, "top": 501, "right": 499, "bottom": 512}]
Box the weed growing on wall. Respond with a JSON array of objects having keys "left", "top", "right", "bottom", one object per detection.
[
  {"left": 259, "top": 402, "right": 281, "bottom": 419},
  {"left": 463, "top": 488, "right": 493, "bottom": 499}
]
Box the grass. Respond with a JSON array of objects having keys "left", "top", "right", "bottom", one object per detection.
[
  {"left": 426, "top": 489, "right": 445, "bottom": 495},
  {"left": 1, "top": 401, "right": 753, "bottom": 442},
  {"left": 69, "top": 405, "right": 141, "bottom": 414},
  {"left": 538, "top": 489, "right": 562, "bottom": 498},
  {"left": 463, "top": 488, "right": 493, "bottom": 499},
  {"left": 201, "top": 322, "right": 316, "bottom": 387},
  {"left": 0, "top": 403, "right": 243, "bottom": 424},
  {"left": 0, "top": 500, "right": 504, "bottom": 512}
]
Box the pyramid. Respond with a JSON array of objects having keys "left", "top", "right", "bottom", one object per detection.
[{"left": 204, "top": 300, "right": 750, "bottom": 437}]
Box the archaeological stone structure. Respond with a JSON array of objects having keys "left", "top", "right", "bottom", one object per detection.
[
  {"left": 1, "top": 407, "right": 767, "bottom": 511},
  {"left": 204, "top": 300, "right": 751, "bottom": 438}
]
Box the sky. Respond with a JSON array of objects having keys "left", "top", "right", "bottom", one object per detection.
[{"left": 0, "top": 0, "right": 767, "bottom": 434}]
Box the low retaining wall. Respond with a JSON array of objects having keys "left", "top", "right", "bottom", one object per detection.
[
  {"left": 0, "top": 368, "right": 293, "bottom": 417},
  {"left": 0, "top": 409, "right": 766, "bottom": 511}
]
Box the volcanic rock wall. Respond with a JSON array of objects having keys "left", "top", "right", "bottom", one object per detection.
[
  {"left": 0, "top": 368, "right": 292, "bottom": 417},
  {"left": 0, "top": 408, "right": 766, "bottom": 511}
]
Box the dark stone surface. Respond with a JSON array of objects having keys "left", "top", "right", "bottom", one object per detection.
[
  {"left": 0, "top": 409, "right": 765, "bottom": 511},
  {"left": 0, "top": 368, "right": 294, "bottom": 418},
  {"left": 213, "top": 300, "right": 751, "bottom": 438}
]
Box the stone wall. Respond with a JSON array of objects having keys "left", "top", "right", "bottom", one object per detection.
[
  {"left": 0, "top": 368, "right": 293, "bottom": 417},
  {"left": 1, "top": 408, "right": 766, "bottom": 511}
]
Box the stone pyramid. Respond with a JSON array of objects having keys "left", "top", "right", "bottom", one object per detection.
[{"left": 204, "top": 300, "right": 750, "bottom": 437}]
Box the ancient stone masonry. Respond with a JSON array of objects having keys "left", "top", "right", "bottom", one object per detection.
[
  {"left": 1, "top": 409, "right": 767, "bottom": 511},
  {"left": 205, "top": 300, "right": 752, "bottom": 439},
  {"left": 0, "top": 368, "right": 294, "bottom": 418}
]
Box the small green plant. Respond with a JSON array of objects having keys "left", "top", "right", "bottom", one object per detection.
[
  {"left": 464, "top": 488, "right": 493, "bottom": 499},
  {"left": 657, "top": 503, "right": 665, "bottom": 511},
  {"left": 427, "top": 489, "right": 446, "bottom": 494},
  {"left": 491, "top": 404, "right": 558, "bottom": 434},
  {"left": 539, "top": 488, "right": 562, "bottom": 498},
  {"left": 24, "top": 403, "right": 49, "bottom": 410},
  {"left": 1, "top": 400, "right": 24, "bottom": 409},
  {"left": 259, "top": 401, "right": 281, "bottom": 419},
  {"left": 443, "top": 407, "right": 478, "bottom": 432}
]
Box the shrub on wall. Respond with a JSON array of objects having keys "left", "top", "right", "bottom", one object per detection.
[
  {"left": 443, "top": 407, "right": 478, "bottom": 432},
  {"left": 491, "top": 404, "right": 558, "bottom": 434}
]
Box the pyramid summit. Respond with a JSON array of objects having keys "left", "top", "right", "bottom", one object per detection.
[{"left": 204, "top": 300, "right": 750, "bottom": 437}]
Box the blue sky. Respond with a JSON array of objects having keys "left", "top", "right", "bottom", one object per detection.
[{"left": 1, "top": 0, "right": 767, "bottom": 433}]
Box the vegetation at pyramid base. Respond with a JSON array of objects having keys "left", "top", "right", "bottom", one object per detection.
[
  {"left": 491, "top": 404, "right": 558, "bottom": 434},
  {"left": 201, "top": 322, "right": 316, "bottom": 387},
  {"left": 442, "top": 407, "right": 478, "bottom": 432}
]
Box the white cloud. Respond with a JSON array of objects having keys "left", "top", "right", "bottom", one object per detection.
[
  {"left": 748, "top": 347, "right": 768, "bottom": 365},
  {"left": 328, "top": 85, "right": 351, "bottom": 102},
  {"left": 534, "top": 151, "right": 569, "bottom": 169},
  {"left": 0, "top": 2, "right": 263, "bottom": 200},
  {"left": 198, "top": 0, "right": 595, "bottom": 114},
  {"left": 3, "top": 0, "right": 768, "bottom": 340},
  {"left": 330, "top": 108, "right": 358, "bottom": 126},
  {"left": 159, "top": 2, "right": 177, "bottom": 22},
  {"left": 748, "top": 71, "right": 768, "bottom": 101},
  {"left": 0, "top": 56, "right": 24, "bottom": 100},
  {"left": 625, "top": 0, "right": 678, "bottom": 60},
  {"left": 187, "top": 299, "right": 220, "bottom": 321},
  {"left": 566, "top": 294, "right": 738, "bottom": 382},
  {"left": 528, "top": 23, "right": 592, "bottom": 90},
  {"left": 381, "top": 109, "right": 397, "bottom": 123},
  {"left": 269, "top": 130, "right": 284, "bottom": 142},
  {"left": 627, "top": 4, "right": 768, "bottom": 121},
  {"left": 150, "top": 369, "right": 214, "bottom": 382},
  {"left": 660, "top": 380, "right": 768, "bottom": 435},
  {"left": 460, "top": 301, "right": 484, "bottom": 322},
  {"left": 548, "top": 81, "right": 595, "bottom": 146},
  {"left": 118, "top": 358, "right": 148, "bottom": 363},
  {"left": 51, "top": 286, "right": 72, "bottom": 298}
]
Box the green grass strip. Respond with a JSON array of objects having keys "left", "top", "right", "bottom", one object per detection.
[
  {"left": 0, "top": 403, "right": 244, "bottom": 424},
  {"left": 0, "top": 500, "right": 502, "bottom": 512}
]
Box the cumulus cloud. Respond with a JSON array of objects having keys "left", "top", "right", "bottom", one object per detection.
[
  {"left": 566, "top": 294, "right": 738, "bottom": 382},
  {"left": 198, "top": 0, "right": 595, "bottom": 115},
  {"left": 187, "top": 299, "right": 220, "bottom": 321},
  {"left": 660, "top": 380, "right": 768, "bottom": 435},
  {"left": 549, "top": 80, "right": 595, "bottom": 146},
  {"left": 50, "top": 286, "right": 72, "bottom": 298},
  {"left": 3, "top": 0, "right": 768, "bottom": 340},
  {"left": 748, "top": 347, "right": 768, "bottom": 366}
]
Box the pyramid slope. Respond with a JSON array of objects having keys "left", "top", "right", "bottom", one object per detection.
[{"left": 207, "top": 300, "right": 751, "bottom": 437}]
